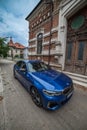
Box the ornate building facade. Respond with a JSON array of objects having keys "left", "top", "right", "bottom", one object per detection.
[
  {"left": 58, "top": 0, "right": 87, "bottom": 75},
  {"left": 26, "top": 0, "right": 61, "bottom": 67},
  {"left": 26, "top": 0, "right": 87, "bottom": 75}
]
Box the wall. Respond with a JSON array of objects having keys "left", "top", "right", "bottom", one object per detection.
[{"left": 27, "top": 0, "right": 61, "bottom": 67}]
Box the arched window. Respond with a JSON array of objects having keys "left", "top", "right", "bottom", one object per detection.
[{"left": 37, "top": 33, "right": 43, "bottom": 54}]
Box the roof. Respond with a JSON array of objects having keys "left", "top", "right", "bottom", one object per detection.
[
  {"left": 15, "top": 43, "right": 25, "bottom": 49},
  {"left": 8, "top": 38, "right": 14, "bottom": 47},
  {"left": 25, "top": 0, "right": 42, "bottom": 20},
  {"left": 8, "top": 38, "right": 25, "bottom": 49}
]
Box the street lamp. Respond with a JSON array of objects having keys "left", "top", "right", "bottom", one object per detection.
[{"left": 44, "top": 0, "right": 53, "bottom": 65}]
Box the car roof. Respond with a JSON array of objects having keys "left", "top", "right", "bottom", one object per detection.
[{"left": 17, "top": 60, "right": 41, "bottom": 64}]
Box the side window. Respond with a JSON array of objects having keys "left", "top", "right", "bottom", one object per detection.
[
  {"left": 16, "top": 61, "right": 22, "bottom": 68},
  {"left": 21, "top": 62, "right": 27, "bottom": 70}
]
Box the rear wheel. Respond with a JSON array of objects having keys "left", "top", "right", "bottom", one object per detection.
[{"left": 30, "top": 87, "right": 42, "bottom": 107}]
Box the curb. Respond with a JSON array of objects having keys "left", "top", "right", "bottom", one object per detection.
[{"left": 0, "top": 67, "right": 3, "bottom": 93}]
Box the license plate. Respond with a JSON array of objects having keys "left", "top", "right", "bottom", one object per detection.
[{"left": 67, "top": 92, "right": 72, "bottom": 98}]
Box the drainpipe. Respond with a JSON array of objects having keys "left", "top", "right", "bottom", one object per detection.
[{"left": 44, "top": 0, "right": 53, "bottom": 65}]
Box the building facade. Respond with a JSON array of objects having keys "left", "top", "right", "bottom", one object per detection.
[
  {"left": 8, "top": 37, "right": 25, "bottom": 58},
  {"left": 26, "top": 0, "right": 61, "bottom": 67},
  {"left": 58, "top": 0, "right": 87, "bottom": 75},
  {"left": 26, "top": 0, "right": 87, "bottom": 75}
]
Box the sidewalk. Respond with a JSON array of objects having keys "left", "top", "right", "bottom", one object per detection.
[
  {"left": 0, "top": 67, "right": 4, "bottom": 130},
  {"left": 0, "top": 67, "right": 3, "bottom": 93}
]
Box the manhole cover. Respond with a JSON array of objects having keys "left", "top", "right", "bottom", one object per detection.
[{"left": 0, "top": 96, "right": 3, "bottom": 101}]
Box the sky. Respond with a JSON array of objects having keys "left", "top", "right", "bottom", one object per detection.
[{"left": 0, "top": 0, "right": 40, "bottom": 46}]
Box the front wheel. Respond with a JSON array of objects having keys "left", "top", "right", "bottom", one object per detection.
[{"left": 30, "top": 87, "right": 42, "bottom": 107}]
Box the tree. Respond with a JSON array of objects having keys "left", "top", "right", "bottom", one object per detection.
[{"left": 0, "top": 37, "right": 9, "bottom": 58}]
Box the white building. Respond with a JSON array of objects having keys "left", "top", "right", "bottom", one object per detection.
[
  {"left": 23, "top": 47, "right": 29, "bottom": 60},
  {"left": 8, "top": 37, "right": 25, "bottom": 58}
]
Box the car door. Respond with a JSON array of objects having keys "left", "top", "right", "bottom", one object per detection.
[
  {"left": 19, "top": 62, "right": 32, "bottom": 90},
  {"left": 14, "top": 61, "right": 23, "bottom": 79}
]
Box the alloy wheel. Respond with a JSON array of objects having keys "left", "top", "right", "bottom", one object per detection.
[{"left": 31, "top": 87, "right": 42, "bottom": 107}]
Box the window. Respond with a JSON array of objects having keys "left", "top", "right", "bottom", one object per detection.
[
  {"left": 78, "top": 42, "right": 84, "bottom": 60},
  {"left": 67, "top": 42, "right": 72, "bottom": 60},
  {"left": 21, "top": 62, "right": 26, "bottom": 69},
  {"left": 20, "top": 62, "right": 27, "bottom": 72},
  {"left": 71, "top": 15, "right": 85, "bottom": 30},
  {"left": 28, "top": 62, "right": 50, "bottom": 72},
  {"left": 37, "top": 33, "right": 43, "bottom": 54},
  {"left": 16, "top": 61, "right": 22, "bottom": 68},
  {"left": 16, "top": 49, "right": 17, "bottom": 53}
]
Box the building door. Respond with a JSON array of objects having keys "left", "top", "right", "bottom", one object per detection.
[
  {"left": 65, "top": 5, "right": 87, "bottom": 75},
  {"left": 65, "top": 40, "right": 87, "bottom": 75}
]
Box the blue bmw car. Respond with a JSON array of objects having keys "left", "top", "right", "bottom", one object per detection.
[{"left": 13, "top": 60, "right": 74, "bottom": 110}]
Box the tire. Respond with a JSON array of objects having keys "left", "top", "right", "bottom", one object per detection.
[{"left": 30, "top": 87, "right": 42, "bottom": 107}]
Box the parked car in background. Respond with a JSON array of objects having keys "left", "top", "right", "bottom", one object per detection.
[{"left": 13, "top": 60, "right": 74, "bottom": 110}]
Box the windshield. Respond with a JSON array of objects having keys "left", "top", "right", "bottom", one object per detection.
[{"left": 27, "top": 62, "right": 50, "bottom": 72}]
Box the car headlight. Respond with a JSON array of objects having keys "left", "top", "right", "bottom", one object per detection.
[{"left": 43, "top": 89, "right": 62, "bottom": 96}]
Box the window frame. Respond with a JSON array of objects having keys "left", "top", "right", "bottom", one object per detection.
[
  {"left": 77, "top": 41, "right": 85, "bottom": 61},
  {"left": 67, "top": 42, "right": 73, "bottom": 60},
  {"left": 37, "top": 33, "right": 43, "bottom": 54}
]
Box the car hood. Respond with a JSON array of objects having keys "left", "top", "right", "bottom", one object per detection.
[{"left": 29, "top": 69, "right": 72, "bottom": 91}]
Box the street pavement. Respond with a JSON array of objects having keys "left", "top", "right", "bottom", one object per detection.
[{"left": 0, "top": 59, "right": 87, "bottom": 130}]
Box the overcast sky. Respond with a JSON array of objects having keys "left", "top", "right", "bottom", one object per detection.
[{"left": 0, "top": 0, "right": 40, "bottom": 46}]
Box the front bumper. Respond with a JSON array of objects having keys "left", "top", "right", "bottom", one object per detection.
[{"left": 41, "top": 88, "right": 74, "bottom": 110}]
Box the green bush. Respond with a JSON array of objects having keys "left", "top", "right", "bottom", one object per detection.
[{"left": 14, "top": 54, "right": 20, "bottom": 58}]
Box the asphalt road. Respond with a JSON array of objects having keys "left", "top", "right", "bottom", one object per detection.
[{"left": 0, "top": 59, "right": 87, "bottom": 130}]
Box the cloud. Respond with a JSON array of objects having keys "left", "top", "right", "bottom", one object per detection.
[
  {"left": 0, "top": 0, "right": 40, "bottom": 46},
  {"left": 0, "top": 8, "right": 28, "bottom": 45}
]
